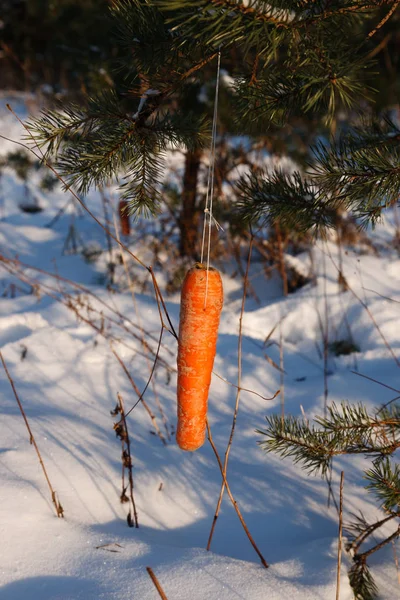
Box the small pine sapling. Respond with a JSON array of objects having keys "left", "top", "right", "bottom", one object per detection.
[{"left": 259, "top": 402, "right": 400, "bottom": 599}]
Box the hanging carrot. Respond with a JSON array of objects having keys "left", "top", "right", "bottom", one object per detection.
[
  {"left": 177, "top": 263, "right": 223, "bottom": 451},
  {"left": 119, "top": 200, "right": 130, "bottom": 236}
]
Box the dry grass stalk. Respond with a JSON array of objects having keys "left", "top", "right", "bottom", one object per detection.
[
  {"left": 0, "top": 350, "right": 64, "bottom": 518},
  {"left": 231, "top": 235, "right": 260, "bottom": 303},
  {"left": 113, "top": 392, "right": 139, "bottom": 528},
  {"left": 122, "top": 327, "right": 165, "bottom": 420},
  {"left": 275, "top": 222, "right": 288, "bottom": 296},
  {"left": 207, "top": 236, "right": 255, "bottom": 550},
  {"left": 99, "top": 187, "right": 115, "bottom": 284},
  {"left": 349, "top": 285, "right": 400, "bottom": 368},
  {"left": 279, "top": 316, "right": 285, "bottom": 422},
  {"left": 314, "top": 247, "right": 338, "bottom": 510},
  {"left": 322, "top": 245, "right": 329, "bottom": 418},
  {"left": 206, "top": 420, "right": 268, "bottom": 568},
  {"left": 146, "top": 567, "right": 169, "bottom": 600},
  {"left": 392, "top": 540, "right": 400, "bottom": 588},
  {"left": 336, "top": 471, "right": 344, "bottom": 600}
]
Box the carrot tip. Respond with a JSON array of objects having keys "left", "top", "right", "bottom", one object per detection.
[{"left": 177, "top": 438, "right": 205, "bottom": 452}]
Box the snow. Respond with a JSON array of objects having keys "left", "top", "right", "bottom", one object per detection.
[{"left": 1, "top": 95, "right": 400, "bottom": 599}]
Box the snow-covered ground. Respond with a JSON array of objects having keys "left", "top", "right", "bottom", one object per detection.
[{"left": 1, "top": 96, "right": 399, "bottom": 599}]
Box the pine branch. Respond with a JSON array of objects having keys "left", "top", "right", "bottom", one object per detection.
[
  {"left": 365, "top": 458, "right": 400, "bottom": 511},
  {"left": 313, "top": 122, "right": 400, "bottom": 225},
  {"left": 161, "top": 0, "right": 383, "bottom": 34},
  {"left": 348, "top": 558, "right": 379, "bottom": 600},
  {"left": 26, "top": 89, "right": 133, "bottom": 157},
  {"left": 262, "top": 400, "right": 400, "bottom": 600},
  {"left": 236, "top": 170, "right": 337, "bottom": 234},
  {"left": 258, "top": 413, "right": 336, "bottom": 475},
  {"left": 233, "top": 56, "right": 367, "bottom": 126},
  {"left": 24, "top": 0, "right": 400, "bottom": 227},
  {"left": 27, "top": 95, "right": 209, "bottom": 217},
  {"left": 345, "top": 511, "right": 398, "bottom": 553},
  {"left": 349, "top": 525, "right": 400, "bottom": 599},
  {"left": 259, "top": 402, "right": 400, "bottom": 476}
]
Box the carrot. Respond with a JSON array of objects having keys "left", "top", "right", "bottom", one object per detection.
[
  {"left": 119, "top": 200, "right": 130, "bottom": 236},
  {"left": 177, "top": 263, "right": 223, "bottom": 451}
]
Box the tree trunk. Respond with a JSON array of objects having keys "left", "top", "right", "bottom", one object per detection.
[{"left": 179, "top": 149, "right": 202, "bottom": 259}]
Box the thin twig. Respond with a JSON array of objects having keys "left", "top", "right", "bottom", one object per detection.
[
  {"left": 392, "top": 539, "right": 400, "bottom": 588},
  {"left": 111, "top": 346, "right": 166, "bottom": 445},
  {"left": 323, "top": 244, "right": 400, "bottom": 368},
  {"left": 123, "top": 326, "right": 165, "bottom": 420},
  {"left": 336, "top": 471, "right": 344, "bottom": 600},
  {"left": 100, "top": 187, "right": 115, "bottom": 285},
  {"left": 322, "top": 244, "right": 329, "bottom": 418},
  {"left": 318, "top": 245, "right": 337, "bottom": 510},
  {"left": 116, "top": 393, "right": 139, "bottom": 528},
  {"left": 326, "top": 462, "right": 339, "bottom": 514},
  {"left": 146, "top": 567, "right": 169, "bottom": 600},
  {"left": 212, "top": 370, "right": 279, "bottom": 402},
  {"left": 206, "top": 420, "right": 268, "bottom": 568},
  {"left": 275, "top": 222, "right": 288, "bottom": 296},
  {"left": 0, "top": 351, "right": 64, "bottom": 518},
  {"left": 367, "top": 31, "right": 392, "bottom": 58},
  {"left": 207, "top": 235, "right": 254, "bottom": 551},
  {"left": 363, "top": 287, "right": 400, "bottom": 305},
  {"left": 351, "top": 370, "right": 400, "bottom": 393},
  {"left": 378, "top": 394, "right": 400, "bottom": 413},
  {"left": 349, "top": 288, "right": 400, "bottom": 368},
  {"left": 347, "top": 513, "right": 398, "bottom": 554},
  {"left": 279, "top": 315, "right": 285, "bottom": 422},
  {"left": 357, "top": 525, "right": 400, "bottom": 561},
  {"left": 149, "top": 266, "right": 178, "bottom": 339},
  {"left": 367, "top": 0, "right": 400, "bottom": 38}
]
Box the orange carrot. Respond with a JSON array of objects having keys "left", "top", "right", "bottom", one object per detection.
[
  {"left": 119, "top": 200, "right": 130, "bottom": 236},
  {"left": 177, "top": 263, "right": 223, "bottom": 451}
]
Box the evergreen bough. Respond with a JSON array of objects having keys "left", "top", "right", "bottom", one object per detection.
[
  {"left": 26, "top": 0, "right": 400, "bottom": 228},
  {"left": 260, "top": 402, "right": 400, "bottom": 599}
]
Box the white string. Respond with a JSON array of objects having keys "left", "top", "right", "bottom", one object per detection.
[{"left": 200, "top": 48, "right": 222, "bottom": 307}]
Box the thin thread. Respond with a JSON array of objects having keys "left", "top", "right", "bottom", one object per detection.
[
  {"left": 200, "top": 49, "right": 221, "bottom": 308},
  {"left": 201, "top": 49, "right": 221, "bottom": 266}
]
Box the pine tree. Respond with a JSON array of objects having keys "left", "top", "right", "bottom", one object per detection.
[{"left": 26, "top": 3, "right": 400, "bottom": 597}]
